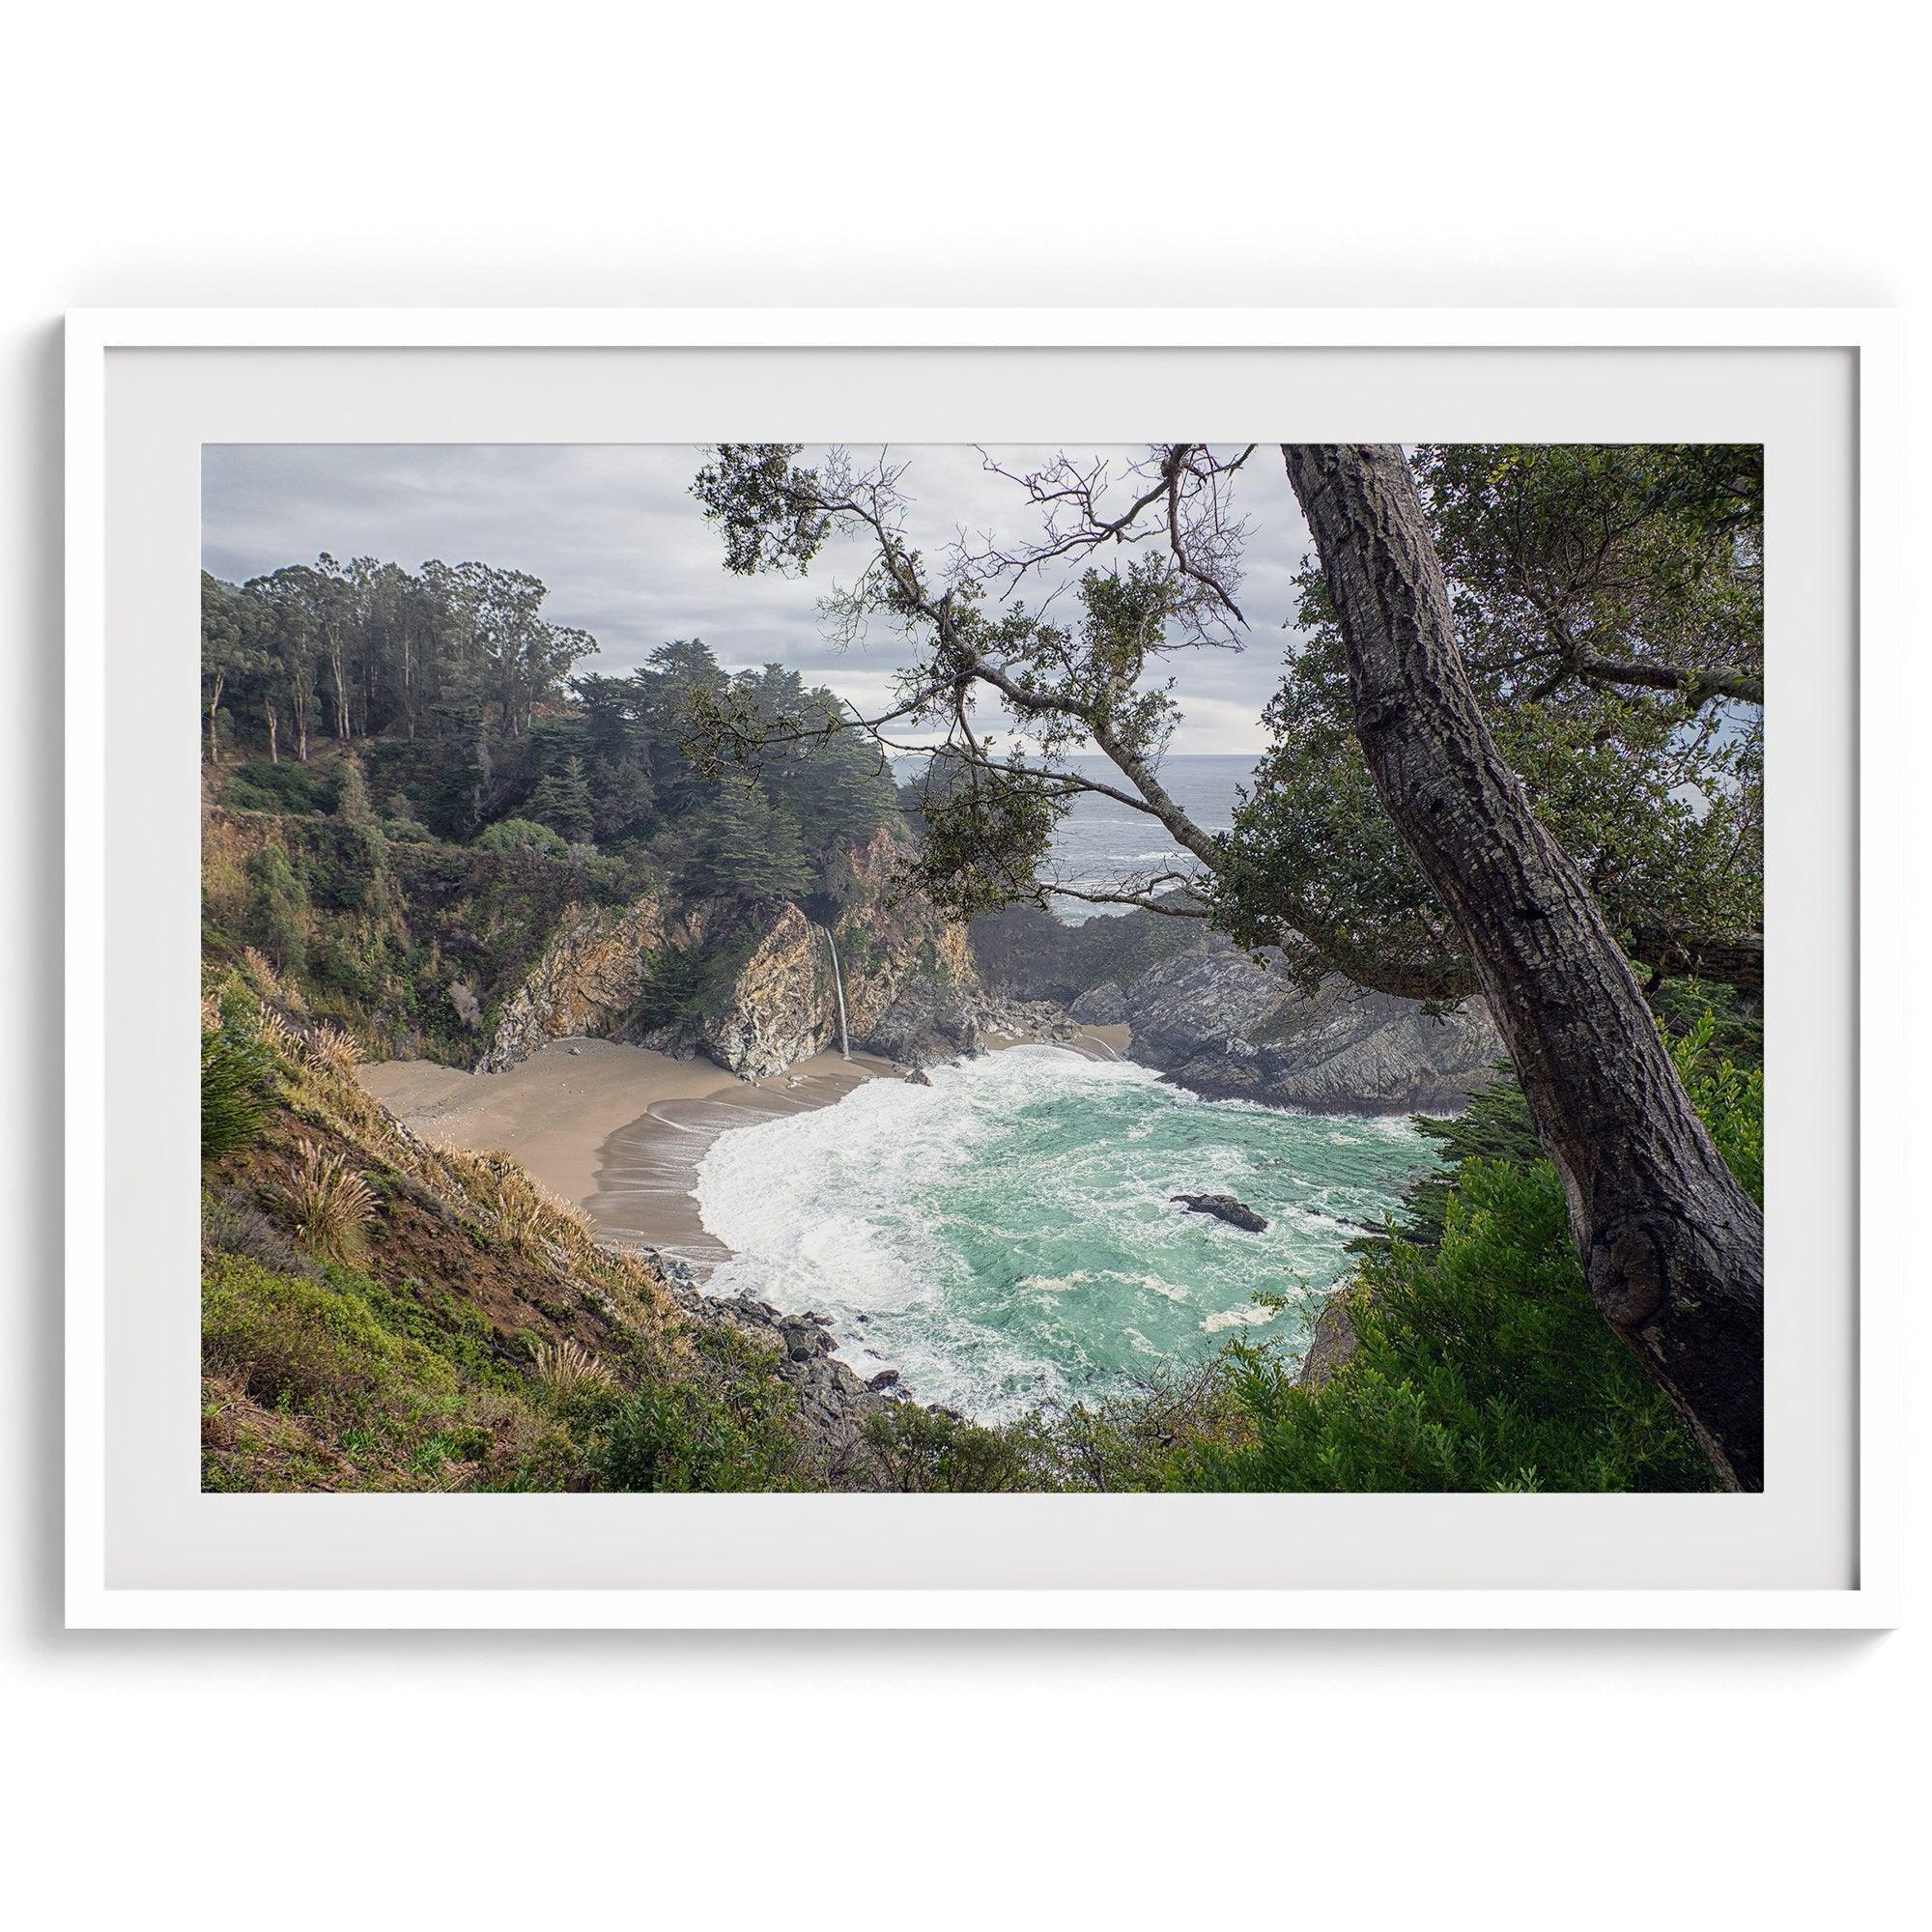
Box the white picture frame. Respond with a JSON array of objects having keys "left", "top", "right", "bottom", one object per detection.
[{"left": 66, "top": 307, "right": 1905, "bottom": 1631}]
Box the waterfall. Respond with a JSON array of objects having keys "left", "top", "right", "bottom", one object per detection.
[{"left": 821, "top": 925, "right": 851, "bottom": 1059}]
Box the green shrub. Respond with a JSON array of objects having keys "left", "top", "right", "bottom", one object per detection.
[
  {"left": 1175, "top": 1157, "right": 1719, "bottom": 1492},
  {"left": 594, "top": 1383, "right": 799, "bottom": 1492},
  {"left": 244, "top": 842, "right": 309, "bottom": 976},
  {"left": 860, "top": 1403, "right": 1041, "bottom": 1492},
  {"left": 1159, "top": 1016, "right": 1762, "bottom": 1495},
  {"left": 593, "top": 1332, "right": 802, "bottom": 1492},
  {"left": 202, "top": 1252, "right": 455, "bottom": 1423},
  {"left": 474, "top": 817, "right": 568, "bottom": 858},
  {"left": 201, "top": 1024, "right": 270, "bottom": 1162},
  {"left": 223, "top": 759, "right": 338, "bottom": 815}
]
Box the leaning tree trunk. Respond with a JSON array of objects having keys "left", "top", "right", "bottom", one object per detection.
[{"left": 1282, "top": 444, "right": 1764, "bottom": 1491}]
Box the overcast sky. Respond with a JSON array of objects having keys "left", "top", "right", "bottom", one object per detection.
[{"left": 202, "top": 444, "right": 1319, "bottom": 753}]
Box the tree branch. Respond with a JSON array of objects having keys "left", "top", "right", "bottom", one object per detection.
[{"left": 1576, "top": 658, "right": 1765, "bottom": 707}]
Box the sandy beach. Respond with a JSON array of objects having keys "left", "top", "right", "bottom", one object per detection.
[{"left": 359, "top": 1026, "right": 1130, "bottom": 1270}]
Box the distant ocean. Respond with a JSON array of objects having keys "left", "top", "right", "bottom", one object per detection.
[{"left": 897, "top": 751, "right": 1260, "bottom": 924}]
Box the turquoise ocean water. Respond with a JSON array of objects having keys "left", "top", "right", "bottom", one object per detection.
[{"left": 695, "top": 1046, "right": 1436, "bottom": 1422}]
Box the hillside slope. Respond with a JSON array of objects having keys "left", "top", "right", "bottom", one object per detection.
[{"left": 200, "top": 960, "right": 896, "bottom": 1492}]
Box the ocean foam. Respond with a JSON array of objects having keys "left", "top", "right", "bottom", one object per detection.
[{"left": 693, "top": 1043, "right": 1433, "bottom": 1421}]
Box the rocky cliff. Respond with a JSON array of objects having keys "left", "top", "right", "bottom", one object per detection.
[
  {"left": 693, "top": 903, "right": 844, "bottom": 1078},
  {"left": 684, "top": 828, "right": 977, "bottom": 1077},
  {"left": 1101, "top": 931, "right": 1503, "bottom": 1114},
  {"left": 482, "top": 826, "right": 981, "bottom": 1082},
  {"left": 480, "top": 894, "right": 669, "bottom": 1071}
]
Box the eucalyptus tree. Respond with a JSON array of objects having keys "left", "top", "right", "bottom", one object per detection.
[
  {"left": 200, "top": 570, "right": 249, "bottom": 765},
  {"left": 243, "top": 563, "right": 327, "bottom": 762},
  {"left": 690, "top": 440, "right": 1765, "bottom": 1487}
]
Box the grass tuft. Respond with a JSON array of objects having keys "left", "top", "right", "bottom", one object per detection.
[
  {"left": 284, "top": 1140, "right": 377, "bottom": 1263},
  {"left": 529, "top": 1335, "right": 617, "bottom": 1395},
  {"left": 307, "top": 1023, "right": 363, "bottom": 1078}
]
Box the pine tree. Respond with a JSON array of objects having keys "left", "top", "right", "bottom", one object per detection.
[
  {"left": 682, "top": 778, "right": 813, "bottom": 906},
  {"left": 526, "top": 754, "right": 595, "bottom": 845}
]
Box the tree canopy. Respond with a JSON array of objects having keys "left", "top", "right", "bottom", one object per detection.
[{"left": 690, "top": 440, "right": 1763, "bottom": 992}]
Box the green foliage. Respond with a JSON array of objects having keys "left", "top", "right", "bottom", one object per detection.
[
  {"left": 762, "top": 727, "right": 901, "bottom": 870},
  {"left": 474, "top": 816, "right": 569, "bottom": 858},
  {"left": 201, "top": 1024, "right": 270, "bottom": 1162},
  {"left": 223, "top": 758, "right": 338, "bottom": 815},
  {"left": 1653, "top": 977, "right": 1764, "bottom": 1068},
  {"left": 624, "top": 945, "right": 709, "bottom": 1035},
  {"left": 333, "top": 758, "right": 377, "bottom": 828},
  {"left": 860, "top": 1403, "right": 1041, "bottom": 1492},
  {"left": 592, "top": 1330, "right": 803, "bottom": 1492},
  {"left": 1214, "top": 442, "right": 1763, "bottom": 996},
  {"left": 902, "top": 753, "right": 1058, "bottom": 919},
  {"left": 1667, "top": 1006, "right": 1764, "bottom": 1203},
  {"left": 208, "top": 622, "right": 915, "bottom": 1069},
  {"left": 691, "top": 443, "right": 828, "bottom": 576},
  {"left": 524, "top": 753, "right": 596, "bottom": 845},
  {"left": 1162, "top": 1027, "right": 1762, "bottom": 1495},
  {"left": 1174, "top": 1159, "right": 1719, "bottom": 1493},
  {"left": 244, "top": 842, "right": 309, "bottom": 975},
  {"left": 679, "top": 776, "right": 814, "bottom": 905},
  {"left": 202, "top": 1251, "right": 457, "bottom": 1425},
  {"left": 1378, "top": 1073, "right": 1538, "bottom": 1251}
]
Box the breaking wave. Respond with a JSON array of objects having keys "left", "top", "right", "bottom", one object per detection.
[{"left": 694, "top": 1044, "right": 1434, "bottom": 1422}]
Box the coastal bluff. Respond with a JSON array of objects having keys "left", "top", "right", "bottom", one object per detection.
[{"left": 1061, "top": 931, "right": 1499, "bottom": 1115}]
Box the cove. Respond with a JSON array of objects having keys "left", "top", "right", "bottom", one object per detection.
[{"left": 694, "top": 1044, "right": 1438, "bottom": 1422}]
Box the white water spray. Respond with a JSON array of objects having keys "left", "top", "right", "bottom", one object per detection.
[{"left": 821, "top": 925, "right": 850, "bottom": 1059}]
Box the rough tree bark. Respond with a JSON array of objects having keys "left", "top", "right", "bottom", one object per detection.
[{"left": 1282, "top": 444, "right": 1764, "bottom": 1491}]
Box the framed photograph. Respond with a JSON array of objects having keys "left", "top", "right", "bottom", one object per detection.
[{"left": 65, "top": 308, "right": 1902, "bottom": 1629}]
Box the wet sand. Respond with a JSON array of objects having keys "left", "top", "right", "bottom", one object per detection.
[
  {"left": 357, "top": 1038, "right": 781, "bottom": 1209},
  {"left": 359, "top": 1025, "right": 1131, "bottom": 1271},
  {"left": 583, "top": 1048, "right": 898, "bottom": 1269}
]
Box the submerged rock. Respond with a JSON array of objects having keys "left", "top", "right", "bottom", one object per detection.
[{"left": 1172, "top": 1192, "right": 1270, "bottom": 1234}]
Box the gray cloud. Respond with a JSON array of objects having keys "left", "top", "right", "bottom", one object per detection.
[{"left": 202, "top": 443, "right": 1315, "bottom": 753}]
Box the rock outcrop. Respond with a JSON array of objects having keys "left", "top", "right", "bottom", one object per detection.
[
  {"left": 482, "top": 828, "right": 982, "bottom": 1082},
  {"left": 857, "top": 974, "right": 984, "bottom": 1066},
  {"left": 1297, "top": 1281, "right": 1370, "bottom": 1390},
  {"left": 1068, "top": 980, "right": 1128, "bottom": 1025},
  {"left": 479, "top": 894, "right": 668, "bottom": 1072},
  {"left": 1172, "top": 1192, "right": 1270, "bottom": 1233},
  {"left": 648, "top": 1248, "right": 896, "bottom": 1489},
  {"left": 1121, "top": 932, "right": 1503, "bottom": 1114},
  {"left": 693, "top": 827, "right": 979, "bottom": 1079},
  {"left": 696, "top": 904, "right": 838, "bottom": 1078}
]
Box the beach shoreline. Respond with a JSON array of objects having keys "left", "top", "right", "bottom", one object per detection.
[{"left": 357, "top": 1026, "right": 1131, "bottom": 1267}]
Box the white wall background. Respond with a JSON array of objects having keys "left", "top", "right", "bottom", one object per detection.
[{"left": 4, "top": 5, "right": 1923, "bottom": 1925}]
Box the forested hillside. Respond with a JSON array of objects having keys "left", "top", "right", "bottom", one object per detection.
[{"left": 201, "top": 559, "right": 904, "bottom": 1060}]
